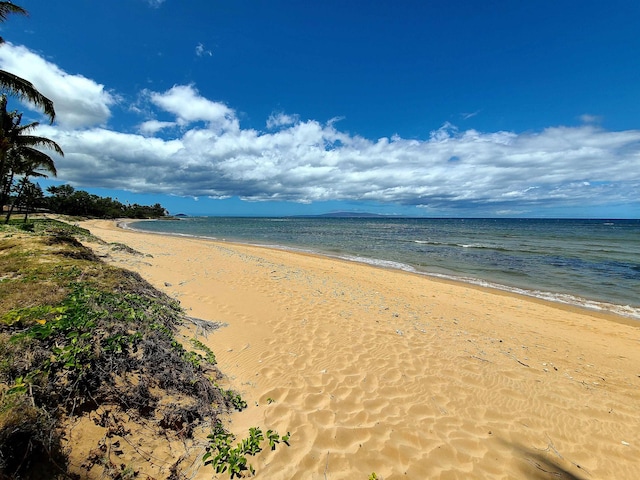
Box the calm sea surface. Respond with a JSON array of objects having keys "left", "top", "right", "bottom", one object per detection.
[{"left": 129, "top": 217, "right": 640, "bottom": 319}]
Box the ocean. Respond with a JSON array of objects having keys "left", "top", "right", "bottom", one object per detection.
[{"left": 128, "top": 217, "right": 640, "bottom": 320}]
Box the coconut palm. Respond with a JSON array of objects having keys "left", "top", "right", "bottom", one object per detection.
[
  {"left": 14, "top": 177, "right": 43, "bottom": 221},
  {"left": 2, "top": 143, "right": 59, "bottom": 222},
  {"left": 4, "top": 165, "right": 50, "bottom": 222},
  {"left": 0, "top": 2, "right": 55, "bottom": 123},
  {"left": 0, "top": 100, "right": 62, "bottom": 220}
]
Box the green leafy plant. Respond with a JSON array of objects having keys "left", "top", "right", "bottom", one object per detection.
[
  {"left": 103, "top": 332, "right": 142, "bottom": 354},
  {"left": 203, "top": 423, "right": 291, "bottom": 478},
  {"left": 1, "top": 304, "right": 67, "bottom": 327},
  {"left": 242, "top": 427, "right": 264, "bottom": 455},
  {"left": 190, "top": 337, "right": 217, "bottom": 365},
  {"left": 266, "top": 429, "right": 291, "bottom": 450},
  {"left": 224, "top": 389, "right": 248, "bottom": 411}
]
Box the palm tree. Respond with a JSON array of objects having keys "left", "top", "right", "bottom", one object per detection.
[
  {"left": 5, "top": 165, "right": 50, "bottom": 223},
  {"left": 0, "top": 2, "right": 55, "bottom": 123},
  {"left": 20, "top": 178, "right": 44, "bottom": 223},
  {"left": 16, "top": 178, "right": 43, "bottom": 222},
  {"left": 0, "top": 100, "right": 62, "bottom": 221},
  {"left": 3, "top": 144, "right": 59, "bottom": 222}
]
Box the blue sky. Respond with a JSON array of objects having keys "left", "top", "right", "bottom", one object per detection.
[{"left": 1, "top": 0, "right": 639, "bottom": 217}]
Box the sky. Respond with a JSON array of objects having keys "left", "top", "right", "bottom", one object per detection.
[{"left": 1, "top": 0, "right": 639, "bottom": 217}]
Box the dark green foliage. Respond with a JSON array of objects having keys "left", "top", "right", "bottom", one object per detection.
[
  {"left": 45, "top": 184, "right": 167, "bottom": 218},
  {"left": 224, "top": 389, "right": 248, "bottom": 411}
]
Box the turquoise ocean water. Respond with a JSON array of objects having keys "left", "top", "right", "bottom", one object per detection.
[{"left": 129, "top": 217, "right": 640, "bottom": 320}]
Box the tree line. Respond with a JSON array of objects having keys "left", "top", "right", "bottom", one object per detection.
[
  {"left": 4, "top": 179, "right": 168, "bottom": 221},
  {"left": 43, "top": 184, "right": 167, "bottom": 219}
]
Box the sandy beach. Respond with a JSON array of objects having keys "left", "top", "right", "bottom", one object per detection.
[{"left": 78, "top": 219, "right": 640, "bottom": 479}]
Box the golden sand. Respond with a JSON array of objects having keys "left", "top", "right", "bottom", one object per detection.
[{"left": 78, "top": 219, "right": 640, "bottom": 479}]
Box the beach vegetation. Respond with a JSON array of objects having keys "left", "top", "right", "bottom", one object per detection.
[
  {"left": 203, "top": 422, "right": 291, "bottom": 478},
  {"left": 224, "top": 388, "right": 248, "bottom": 411},
  {"left": 0, "top": 220, "right": 244, "bottom": 477},
  {"left": 190, "top": 337, "right": 218, "bottom": 365},
  {"left": 267, "top": 429, "right": 290, "bottom": 450}
]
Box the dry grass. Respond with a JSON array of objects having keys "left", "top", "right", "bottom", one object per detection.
[{"left": 0, "top": 220, "right": 233, "bottom": 479}]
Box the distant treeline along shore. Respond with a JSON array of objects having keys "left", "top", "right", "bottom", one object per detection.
[{"left": 3, "top": 183, "right": 167, "bottom": 220}]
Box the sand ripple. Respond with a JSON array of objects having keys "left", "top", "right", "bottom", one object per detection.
[{"left": 80, "top": 220, "right": 640, "bottom": 479}]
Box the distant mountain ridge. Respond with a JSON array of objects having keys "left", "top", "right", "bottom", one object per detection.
[{"left": 297, "top": 211, "right": 391, "bottom": 218}]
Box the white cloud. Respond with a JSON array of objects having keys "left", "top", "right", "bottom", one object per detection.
[
  {"left": 579, "top": 113, "right": 602, "bottom": 124},
  {"left": 11, "top": 44, "right": 637, "bottom": 213},
  {"left": 327, "top": 116, "right": 345, "bottom": 127},
  {"left": 429, "top": 122, "right": 459, "bottom": 141},
  {"left": 37, "top": 125, "right": 183, "bottom": 190},
  {"left": 0, "top": 43, "right": 117, "bottom": 128},
  {"left": 266, "top": 112, "right": 299, "bottom": 129},
  {"left": 138, "top": 119, "right": 177, "bottom": 135},
  {"left": 461, "top": 110, "right": 480, "bottom": 120},
  {"left": 195, "top": 43, "right": 213, "bottom": 57},
  {"left": 45, "top": 89, "right": 640, "bottom": 212},
  {"left": 146, "top": 84, "right": 238, "bottom": 133}
]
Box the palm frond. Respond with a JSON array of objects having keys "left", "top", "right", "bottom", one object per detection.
[
  {"left": 12, "top": 146, "right": 57, "bottom": 176},
  {"left": 0, "top": 70, "right": 55, "bottom": 123},
  {"left": 14, "top": 121, "right": 39, "bottom": 134},
  {"left": 0, "top": 2, "right": 28, "bottom": 22},
  {"left": 0, "top": 2, "right": 28, "bottom": 44},
  {"left": 15, "top": 135, "right": 64, "bottom": 156}
]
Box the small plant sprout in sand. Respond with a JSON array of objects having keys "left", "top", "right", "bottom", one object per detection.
[{"left": 203, "top": 422, "right": 291, "bottom": 478}]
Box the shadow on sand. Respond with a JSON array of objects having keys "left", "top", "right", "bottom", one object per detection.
[{"left": 510, "top": 442, "right": 587, "bottom": 480}]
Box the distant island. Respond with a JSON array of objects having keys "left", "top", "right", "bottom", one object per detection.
[
  {"left": 296, "top": 211, "right": 393, "bottom": 218},
  {"left": 166, "top": 212, "right": 403, "bottom": 218}
]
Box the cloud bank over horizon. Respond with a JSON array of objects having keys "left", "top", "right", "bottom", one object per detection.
[{"left": 2, "top": 44, "right": 639, "bottom": 215}]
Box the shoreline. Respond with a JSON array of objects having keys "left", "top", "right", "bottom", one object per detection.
[
  {"left": 122, "top": 218, "right": 640, "bottom": 323},
  {"left": 79, "top": 218, "right": 640, "bottom": 479}
]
